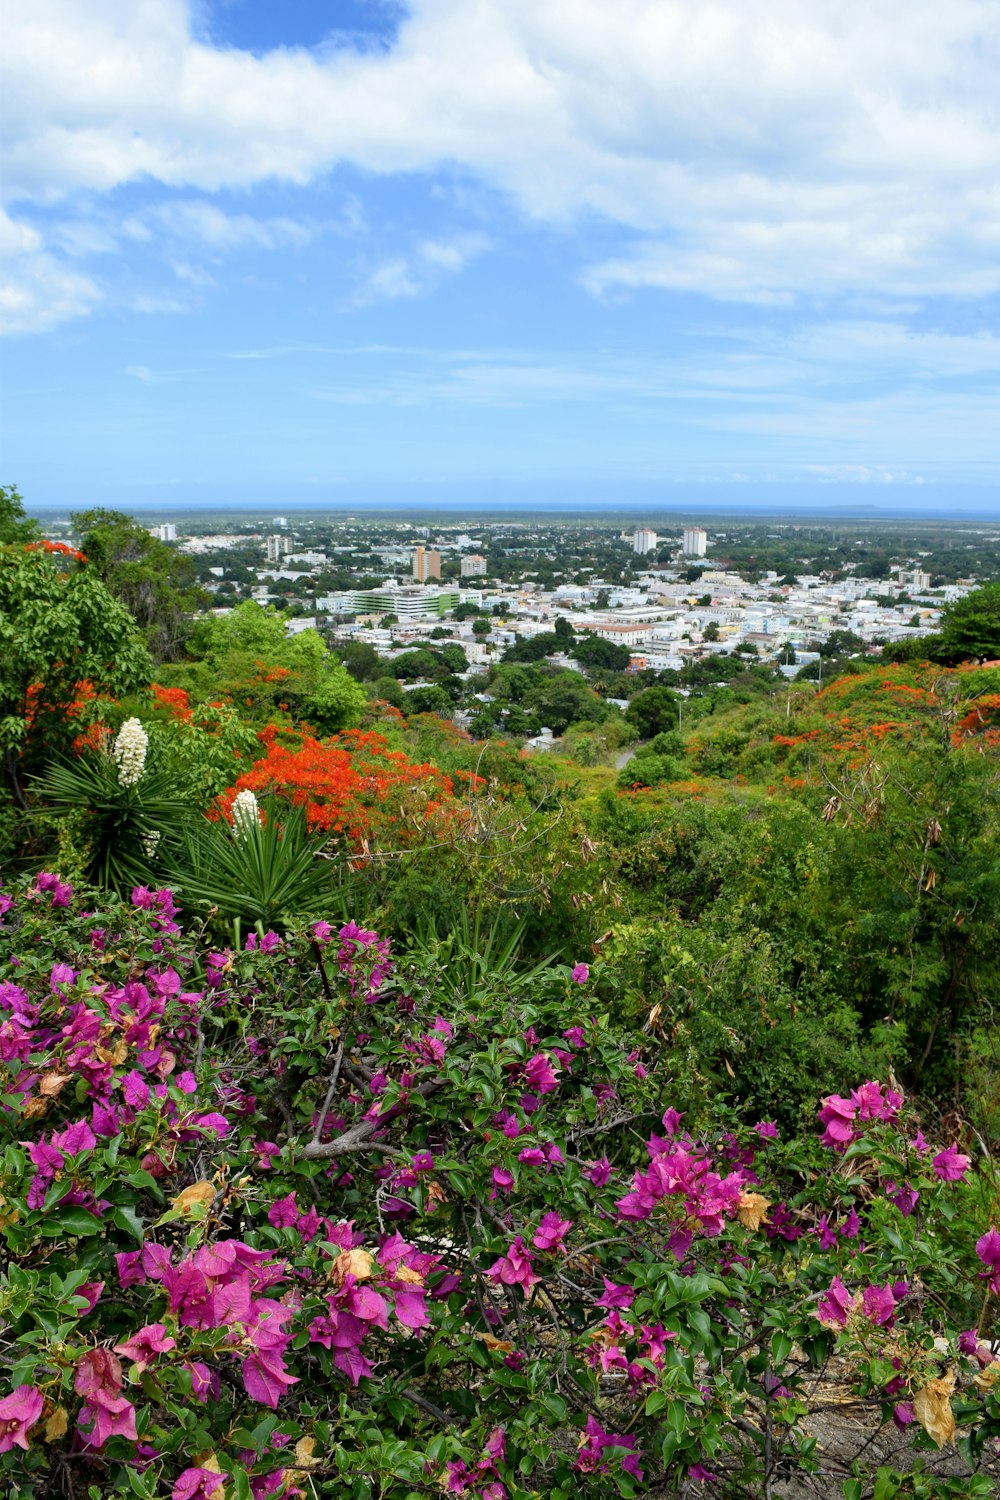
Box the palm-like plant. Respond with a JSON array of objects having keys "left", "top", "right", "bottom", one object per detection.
[
  {"left": 37, "top": 752, "right": 193, "bottom": 894},
  {"left": 165, "top": 797, "right": 340, "bottom": 933}
]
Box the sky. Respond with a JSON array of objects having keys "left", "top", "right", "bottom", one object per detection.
[{"left": 2, "top": 0, "right": 999, "bottom": 516}]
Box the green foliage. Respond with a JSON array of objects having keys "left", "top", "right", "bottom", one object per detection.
[
  {"left": 166, "top": 797, "right": 337, "bottom": 932},
  {"left": 72, "top": 508, "right": 206, "bottom": 661},
  {"left": 0, "top": 483, "right": 38, "bottom": 545},
  {"left": 0, "top": 542, "right": 151, "bottom": 801},
  {"left": 625, "top": 685, "right": 679, "bottom": 739},
  {"left": 36, "top": 746, "right": 193, "bottom": 895},
  {"left": 935, "top": 582, "right": 1000, "bottom": 663}
]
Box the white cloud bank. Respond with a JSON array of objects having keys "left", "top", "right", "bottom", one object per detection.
[{"left": 2, "top": 0, "right": 999, "bottom": 329}]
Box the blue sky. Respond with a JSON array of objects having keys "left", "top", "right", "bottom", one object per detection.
[{"left": 2, "top": 0, "right": 999, "bottom": 515}]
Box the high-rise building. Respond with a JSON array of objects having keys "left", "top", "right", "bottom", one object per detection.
[
  {"left": 633, "top": 528, "right": 657, "bottom": 555},
  {"left": 265, "top": 534, "right": 293, "bottom": 563},
  {"left": 682, "top": 526, "right": 707, "bottom": 557},
  {"left": 153, "top": 523, "right": 177, "bottom": 542},
  {"left": 412, "top": 546, "right": 442, "bottom": 581},
  {"left": 460, "top": 554, "right": 487, "bottom": 577}
]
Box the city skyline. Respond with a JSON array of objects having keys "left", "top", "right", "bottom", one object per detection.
[{"left": 2, "top": 1, "right": 999, "bottom": 514}]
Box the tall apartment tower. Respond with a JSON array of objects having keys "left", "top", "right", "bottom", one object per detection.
[
  {"left": 460, "top": 554, "right": 487, "bottom": 577},
  {"left": 682, "top": 526, "right": 707, "bottom": 557},
  {"left": 154, "top": 523, "right": 177, "bottom": 542},
  {"left": 265, "top": 534, "right": 293, "bottom": 564},
  {"left": 412, "top": 546, "right": 442, "bottom": 581},
  {"left": 633, "top": 527, "right": 657, "bottom": 555}
]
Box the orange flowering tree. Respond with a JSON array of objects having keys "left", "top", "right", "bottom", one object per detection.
[{"left": 0, "top": 541, "right": 150, "bottom": 807}]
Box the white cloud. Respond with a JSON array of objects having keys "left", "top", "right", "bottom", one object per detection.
[
  {"left": 2, "top": 0, "right": 1000, "bottom": 327},
  {"left": 0, "top": 207, "right": 101, "bottom": 333},
  {"left": 351, "top": 233, "right": 490, "bottom": 304}
]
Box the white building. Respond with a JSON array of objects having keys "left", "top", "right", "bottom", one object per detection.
[
  {"left": 265, "top": 534, "right": 293, "bottom": 563},
  {"left": 682, "top": 526, "right": 707, "bottom": 557},
  {"left": 461, "top": 554, "right": 488, "bottom": 577},
  {"left": 633, "top": 527, "right": 658, "bottom": 555},
  {"left": 152, "top": 523, "right": 177, "bottom": 542}
]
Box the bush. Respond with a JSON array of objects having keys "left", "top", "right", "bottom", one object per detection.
[{"left": 1, "top": 876, "right": 998, "bottom": 1498}]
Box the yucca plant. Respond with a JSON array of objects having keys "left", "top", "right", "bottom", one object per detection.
[
  {"left": 37, "top": 731, "right": 193, "bottom": 894},
  {"left": 165, "top": 794, "right": 340, "bottom": 934}
]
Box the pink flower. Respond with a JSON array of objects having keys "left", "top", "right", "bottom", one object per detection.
[
  {"left": 861, "top": 1284, "right": 896, "bottom": 1327},
  {"left": 816, "top": 1276, "right": 856, "bottom": 1329},
  {"left": 77, "top": 1391, "right": 138, "bottom": 1448},
  {"left": 562, "top": 1026, "right": 586, "bottom": 1048},
  {"left": 0, "top": 1385, "right": 43, "bottom": 1453},
  {"left": 267, "top": 1192, "right": 299, "bottom": 1229},
  {"left": 486, "top": 1237, "right": 539, "bottom": 1292},
  {"left": 492, "top": 1166, "right": 515, "bottom": 1193},
  {"left": 754, "top": 1121, "right": 779, "bottom": 1140},
  {"left": 595, "top": 1277, "right": 634, "bottom": 1310},
  {"left": 523, "top": 1053, "right": 560, "bottom": 1095},
  {"left": 817, "top": 1093, "right": 856, "bottom": 1149},
  {"left": 933, "top": 1143, "right": 971, "bottom": 1181},
  {"left": 173, "top": 1469, "right": 227, "bottom": 1500},
  {"left": 571, "top": 963, "right": 589, "bottom": 984},
  {"left": 50, "top": 962, "right": 76, "bottom": 992},
  {"left": 588, "top": 1156, "right": 611, "bottom": 1187},
  {"left": 532, "top": 1212, "right": 572, "bottom": 1253},
  {"left": 114, "top": 1323, "right": 176, "bottom": 1373},
  {"left": 311, "top": 919, "right": 333, "bottom": 943},
  {"left": 976, "top": 1226, "right": 1000, "bottom": 1271}
]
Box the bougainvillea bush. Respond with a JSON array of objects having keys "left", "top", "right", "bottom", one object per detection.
[{"left": 1, "top": 876, "right": 998, "bottom": 1499}]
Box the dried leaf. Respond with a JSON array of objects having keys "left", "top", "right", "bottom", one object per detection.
[
  {"left": 23, "top": 1096, "right": 49, "bottom": 1120},
  {"left": 330, "top": 1248, "right": 373, "bottom": 1286},
  {"left": 478, "top": 1332, "right": 513, "bottom": 1353},
  {"left": 426, "top": 1180, "right": 448, "bottom": 1210},
  {"left": 913, "top": 1369, "right": 957, "bottom": 1447},
  {"left": 294, "top": 1436, "right": 320, "bottom": 1468},
  {"left": 973, "top": 1361, "right": 1000, "bottom": 1393},
  {"left": 395, "top": 1264, "right": 424, "bottom": 1286},
  {"left": 39, "top": 1072, "right": 72, "bottom": 1098},
  {"left": 44, "top": 1406, "right": 68, "bottom": 1442},
  {"left": 736, "top": 1192, "right": 771, "bottom": 1231},
  {"left": 723, "top": 1057, "right": 736, "bottom": 1079},
  {"left": 171, "top": 1181, "right": 216, "bottom": 1219}
]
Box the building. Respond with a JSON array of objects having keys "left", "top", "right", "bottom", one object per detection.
[
  {"left": 460, "top": 554, "right": 487, "bottom": 577},
  {"left": 152, "top": 523, "right": 177, "bottom": 542},
  {"left": 682, "top": 526, "right": 707, "bottom": 557},
  {"left": 412, "top": 546, "right": 442, "bottom": 581},
  {"left": 352, "top": 585, "right": 460, "bottom": 619},
  {"left": 633, "top": 527, "right": 657, "bottom": 555},
  {"left": 265, "top": 534, "right": 293, "bottom": 563}
]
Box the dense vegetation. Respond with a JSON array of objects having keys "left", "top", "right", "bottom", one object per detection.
[{"left": 2, "top": 512, "right": 999, "bottom": 1498}]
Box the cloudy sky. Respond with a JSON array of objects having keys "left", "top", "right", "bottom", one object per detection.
[{"left": 2, "top": 0, "right": 999, "bottom": 513}]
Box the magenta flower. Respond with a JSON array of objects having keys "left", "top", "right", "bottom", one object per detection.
[
  {"left": 562, "top": 1025, "right": 586, "bottom": 1047},
  {"left": 114, "top": 1323, "right": 176, "bottom": 1373},
  {"left": 976, "top": 1226, "right": 1000, "bottom": 1271},
  {"left": 571, "top": 963, "right": 589, "bottom": 984},
  {"left": 50, "top": 961, "right": 76, "bottom": 992},
  {"left": 77, "top": 1391, "right": 138, "bottom": 1449},
  {"left": 173, "top": 1469, "right": 226, "bottom": 1500},
  {"left": 532, "top": 1212, "right": 572, "bottom": 1253},
  {"left": 492, "top": 1166, "right": 515, "bottom": 1192},
  {"left": 817, "top": 1093, "right": 857, "bottom": 1149},
  {"left": 816, "top": 1276, "right": 856, "bottom": 1329},
  {"left": 0, "top": 1385, "right": 43, "bottom": 1453},
  {"left": 588, "top": 1156, "right": 611, "bottom": 1187},
  {"left": 486, "top": 1236, "right": 539, "bottom": 1292},
  {"left": 754, "top": 1121, "right": 779, "bottom": 1140},
  {"left": 575, "top": 1414, "right": 643, "bottom": 1481},
  {"left": 523, "top": 1052, "right": 560, "bottom": 1094},
  {"left": 595, "top": 1277, "right": 634, "bottom": 1310},
  {"left": 860, "top": 1283, "right": 896, "bottom": 1327},
  {"left": 932, "top": 1143, "right": 971, "bottom": 1181}
]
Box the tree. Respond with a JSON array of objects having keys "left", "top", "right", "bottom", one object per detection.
[
  {"left": 570, "top": 636, "right": 631, "bottom": 671},
  {"left": 934, "top": 583, "right": 1000, "bottom": 663},
  {"left": 553, "top": 615, "right": 575, "bottom": 643},
  {"left": 392, "top": 650, "right": 439, "bottom": 682},
  {"left": 471, "top": 619, "right": 491, "bottom": 637},
  {"left": 625, "top": 684, "right": 678, "bottom": 739},
  {"left": 72, "top": 508, "right": 206, "bottom": 661},
  {"left": 435, "top": 643, "right": 469, "bottom": 674},
  {"left": 0, "top": 484, "right": 38, "bottom": 546},
  {"left": 0, "top": 543, "right": 151, "bottom": 805},
  {"left": 524, "top": 672, "right": 608, "bottom": 734},
  {"left": 181, "top": 602, "right": 365, "bottom": 731},
  {"left": 703, "top": 622, "right": 721, "bottom": 642}
]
